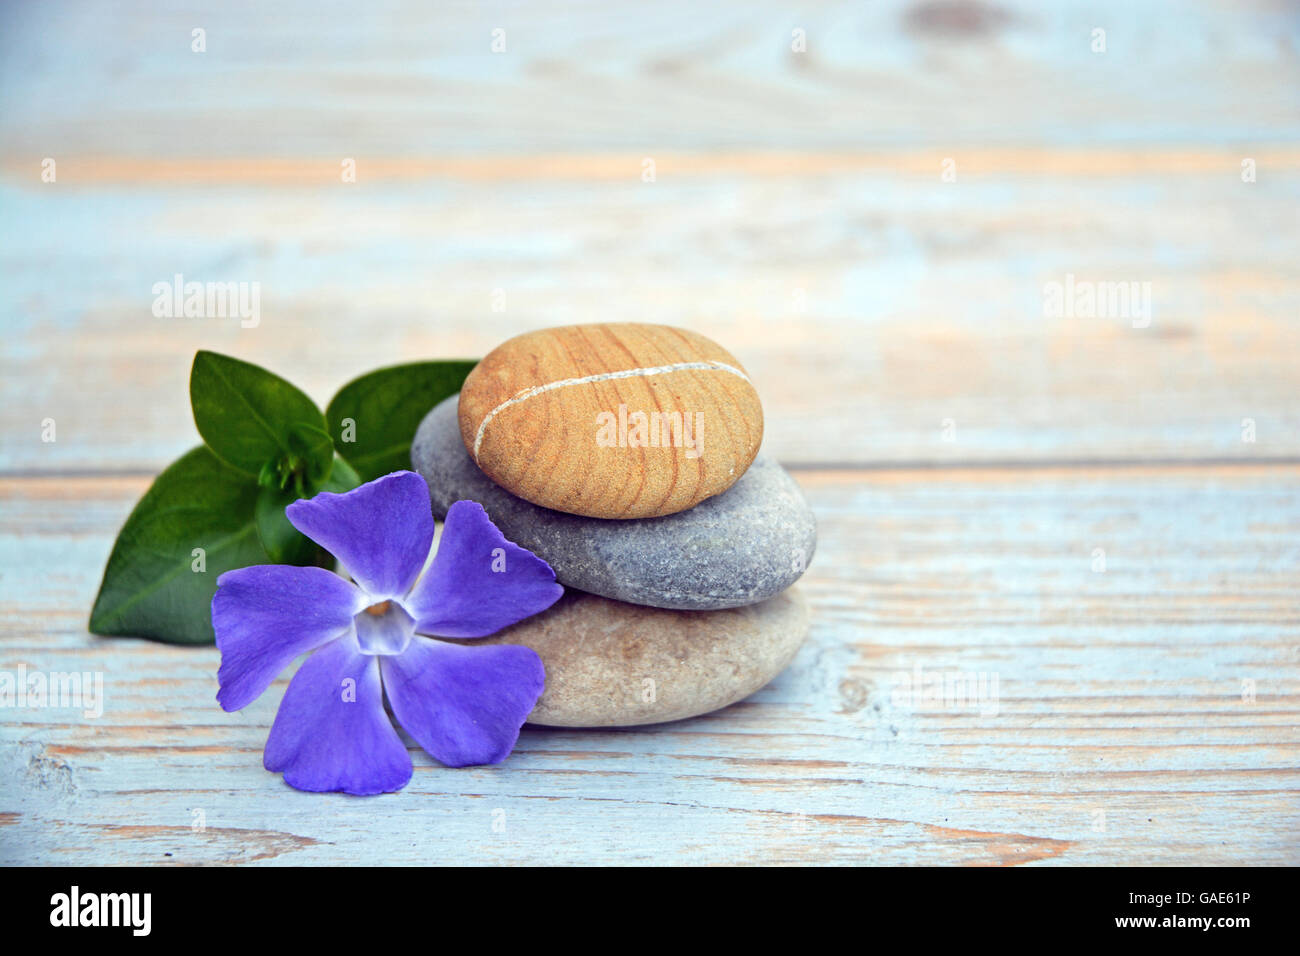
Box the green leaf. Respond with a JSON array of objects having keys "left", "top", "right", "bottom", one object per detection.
[
  {"left": 321, "top": 455, "right": 362, "bottom": 494},
  {"left": 326, "top": 360, "right": 477, "bottom": 482},
  {"left": 89, "top": 446, "right": 269, "bottom": 645},
  {"left": 254, "top": 484, "right": 317, "bottom": 565},
  {"left": 190, "top": 351, "right": 332, "bottom": 488},
  {"left": 255, "top": 455, "right": 361, "bottom": 565},
  {"left": 288, "top": 422, "right": 336, "bottom": 493}
]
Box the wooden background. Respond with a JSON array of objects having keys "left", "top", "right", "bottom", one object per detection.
[{"left": 1, "top": 0, "right": 1298, "bottom": 865}]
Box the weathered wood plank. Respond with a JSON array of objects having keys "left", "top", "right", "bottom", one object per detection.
[
  {"left": 2, "top": 0, "right": 1298, "bottom": 470},
  {"left": 2, "top": 467, "right": 1296, "bottom": 865},
  {"left": 3, "top": 151, "right": 1298, "bottom": 470},
  {"left": 2, "top": 0, "right": 1296, "bottom": 156}
]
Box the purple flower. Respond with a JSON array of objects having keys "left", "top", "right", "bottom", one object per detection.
[{"left": 212, "top": 470, "right": 563, "bottom": 795}]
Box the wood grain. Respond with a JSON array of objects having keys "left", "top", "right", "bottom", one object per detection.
[
  {"left": 1, "top": 1, "right": 1295, "bottom": 156},
  {"left": 2, "top": 149, "right": 1297, "bottom": 471},
  {"left": 459, "top": 323, "right": 762, "bottom": 518},
  {"left": 1, "top": 1, "right": 1298, "bottom": 472},
  {"left": 2, "top": 467, "right": 1297, "bottom": 865}
]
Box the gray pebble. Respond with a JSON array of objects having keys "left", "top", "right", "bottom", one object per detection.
[{"left": 412, "top": 395, "right": 816, "bottom": 610}]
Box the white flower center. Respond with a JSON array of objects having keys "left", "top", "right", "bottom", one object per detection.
[{"left": 354, "top": 599, "right": 415, "bottom": 656}]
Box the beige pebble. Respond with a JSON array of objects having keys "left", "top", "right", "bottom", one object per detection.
[
  {"left": 458, "top": 323, "right": 764, "bottom": 519},
  {"left": 466, "top": 587, "right": 809, "bottom": 727}
]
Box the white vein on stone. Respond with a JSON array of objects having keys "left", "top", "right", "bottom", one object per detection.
[{"left": 471, "top": 359, "right": 751, "bottom": 462}]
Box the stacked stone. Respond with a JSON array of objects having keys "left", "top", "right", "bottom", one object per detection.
[{"left": 412, "top": 323, "right": 815, "bottom": 726}]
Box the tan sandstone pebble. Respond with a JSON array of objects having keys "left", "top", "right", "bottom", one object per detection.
[
  {"left": 464, "top": 587, "right": 809, "bottom": 727},
  {"left": 457, "top": 323, "right": 763, "bottom": 519}
]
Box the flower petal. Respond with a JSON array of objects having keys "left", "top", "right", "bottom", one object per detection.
[
  {"left": 381, "top": 637, "right": 544, "bottom": 767},
  {"left": 405, "top": 499, "right": 563, "bottom": 638},
  {"left": 263, "top": 634, "right": 412, "bottom": 794},
  {"left": 286, "top": 471, "right": 433, "bottom": 600},
  {"left": 213, "top": 565, "right": 362, "bottom": 712}
]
